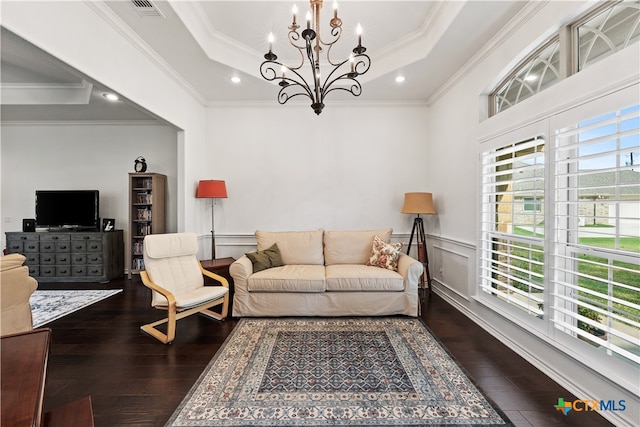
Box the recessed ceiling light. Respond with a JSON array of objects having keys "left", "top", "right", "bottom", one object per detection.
[
  {"left": 395, "top": 75, "right": 405, "bottom": 83},
  {"left": 102, "top": 92, "right": 119, "bottom": 102},
  {"left": 231, "top": 76, "right": 241, "bottom": 84}
]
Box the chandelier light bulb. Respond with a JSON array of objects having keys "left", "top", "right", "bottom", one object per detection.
[
  {"left": 268, "top": 32, "right": 274, "bottom": 51},
  {"left": 306, "top": 11, "right": 312, "bottom": 30},
  {"left": 333, "top": 1, "right": 338, "bottom": 19},
  {"left": 292, "top": 4, "right": 298, "bottom": 24},
  {"left": 356, "top": 23, "right": 363, "bottom": 45},
  {"left": 349, "top": 53, "right": 355, "bottom": 72}
]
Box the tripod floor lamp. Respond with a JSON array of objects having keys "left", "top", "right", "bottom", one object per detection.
[
  {"left": 401, "top": 192, "right": 436, "bottom": 292},
  {"left": 196, "top": 180, "right": 227, "bottom": 260}
]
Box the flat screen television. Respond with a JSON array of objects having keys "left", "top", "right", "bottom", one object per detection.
[{"left": 35, "top": 190, "right": 100, "bottom": 231}]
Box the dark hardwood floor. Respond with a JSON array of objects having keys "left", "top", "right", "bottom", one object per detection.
[{"left": 36, "top": 277, "right": 614, "bottom": 427}]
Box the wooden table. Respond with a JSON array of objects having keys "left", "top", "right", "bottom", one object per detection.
[
  {"left": 1, "top": 328, "right": 94, "bottom": 427},
  {"left": 1, "top": 329, "right": 51, "bottom": 427},
  {"left": 200, "top": 257, "right": 235, "bottom": 278},
  {"left": 201, "top": 257, "right": 235, "bottom": 312}
]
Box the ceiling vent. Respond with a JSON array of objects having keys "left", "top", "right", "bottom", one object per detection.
[{"left": 130, "top": 0, "right": 165, "bottom": 18}]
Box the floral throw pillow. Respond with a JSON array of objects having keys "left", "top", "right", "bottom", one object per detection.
[{"left": 366, "top": 235, "right": 403, "bottom": 271}]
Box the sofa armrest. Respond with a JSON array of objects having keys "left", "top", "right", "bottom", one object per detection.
[
  {"left": 229, "top": 256, "right": 253, "bottom": 295},
  {"left": 397, "top": 253, "right": 423, "bottom": 291},
  {"left": 1, "top": 266, "right": 38, "bottom": 308}
]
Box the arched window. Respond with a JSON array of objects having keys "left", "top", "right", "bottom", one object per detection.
[{"left": 490, "top": 1, "right": 639, "bottom": 116}]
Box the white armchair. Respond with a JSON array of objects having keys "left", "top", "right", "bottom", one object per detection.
[{"left": 140, "top": 233, "right": 229, "bottom": 344}]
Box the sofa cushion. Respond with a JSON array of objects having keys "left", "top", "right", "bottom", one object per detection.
[
  {"left": 323, "top": 229, "right": 393, "bottom": 265},
  {"left": 248, "top": 265, "right": 326, "bottom": 292},
  {"left": 246, "top": 244, "right": 283, "bottom": 273},
  {"left": 366, "top": 235, "right": 403, "bottom": 271},
  {"left": 325, "top": 265, "right": 404, "bottom": 291},
  {"left": 256, "top": 230, "right": 324, "bottom": 265}
]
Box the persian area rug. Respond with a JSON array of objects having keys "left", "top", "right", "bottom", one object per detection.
[
  {"left": 30, "top": 289, "right": 122, "bottom": 328},
  {"left": 166, "top": 317, "right": 511, "bottom": 426}
]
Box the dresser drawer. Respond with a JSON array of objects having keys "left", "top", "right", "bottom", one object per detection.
[
  {"left": 40, "top": 255, "right": 55, "bottom": 265},
  {"left": 23, "top": 241, "right": 39, "bottom": 253},
  {"left": 40, "top": 234, "right": 70, "bottom": 242},
  {"left": 72, "top": 266, "right": 87, "bottom": 276},
  {"left": 40, "top": 241, "right": 56, "bottom": 252},
  {"left": 86, "top": 241, "right": 103, "bottom": 252},
  {"left": 6, "top": 241, "right": 24, "bottom": 253},
  {"left": 55, "top": 254, "right": 71, "bottom": 265},
  {"left": 86, "top": 265, "right": 104, "bottom": 276},
  {"left": 39, "top": 266, "right": 56, "bottom": 277},
  {"left": 71, "top": 241, "right": 87, "bottom": 252},
  {"left": 55, "top": 266, "right": 71, "bottom": 277},
  {"left": 71, "top": 254, "right": 87, "bottom": 265},
  {"left": 86, "top": 254, "right": 103, "bottom": 264},
  {"left": 24, "top": 254, "right": 39, "bottom": 265},
  {"left": 27, "top": 266, "right": 39, "bottom": 276}
]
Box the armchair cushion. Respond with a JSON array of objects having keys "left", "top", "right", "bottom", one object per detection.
[{"left": 143, "top": 233, "right": 205, "bottom": 308}]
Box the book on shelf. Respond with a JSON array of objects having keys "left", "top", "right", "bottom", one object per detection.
[
  {"left": 132, "top": 241, "right": 143, "bottom": 255},
  {"left": 137, "top": 224, "right": 152, "bottom": 236},
  {"left": 136, "top": 209, "right": 152, "bottom": 220},
  {"left": 135, "top": 192, "right": 153, "bottom": 204},
  {"left": 132, "top": 258, "right": 145, "bottom": 270}
]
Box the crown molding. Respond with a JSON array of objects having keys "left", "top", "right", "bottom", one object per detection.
[
  {"left": 0, "top": 120, "right": 164, "bottom": 126},
  {"left": 1, "top": 80, "right": 92, "bottom": 105},
  {"left": 205, "top": 99, "right": 428, "bottom": 109},
  {"left": 169, "top": 1, "right": 262, "bottom": 80},
  {"left": 83, "top": 0, "right": 207, "bottom": 106},
  {"left": 427, "top": 1, "right": 549, "bottom": 106}
]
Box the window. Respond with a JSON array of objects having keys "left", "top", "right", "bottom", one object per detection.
[
  {"left": 490, "top": 1, "right": 639, "bottom": 116},
  {"left": 480, "top": 137, "right": 546, "bottom": 318},
  {"left": 553, "top": 104, "right": 640, "bottom": 365},
  {"left": 492, "top": 39, "right": 561, "bottom": 114},
  {"left": 576, "top": 1, "right": 640, "bottom": 71},
  {"left": 480, "top": 95, "right": 640, "bottom": 368}
]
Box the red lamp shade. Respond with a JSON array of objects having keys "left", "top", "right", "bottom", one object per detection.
[{"left": 196, "top": 180, "right": 227, "bottom": 199}]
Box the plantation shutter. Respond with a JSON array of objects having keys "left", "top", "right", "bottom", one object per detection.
[
  {"left": 480, "top": 135, "right": 546, "bottom": 318},
  {"left": 552, "top": 85, "right": 640, "bottom": 365}
]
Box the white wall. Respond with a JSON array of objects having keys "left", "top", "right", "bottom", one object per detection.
[
  {"left": 1, "top": 0, "right": 208, "bottom": 236},
  {"left": 0, "top": 123, "right": 178, "bottom": 249},
  {"left": 426, "top": 2, "right": 639, "bottom": 426},
  {"left": 203, "top": 103, "right": 429, "bottom": 259}
]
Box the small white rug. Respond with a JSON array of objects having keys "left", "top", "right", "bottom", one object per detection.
[{"left": 30, "top": 289, "right": 122, "bottom": 328}]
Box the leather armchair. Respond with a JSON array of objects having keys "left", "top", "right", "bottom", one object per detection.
[{"left": 1, "top": 254, "right": 38, "bottom": 335}]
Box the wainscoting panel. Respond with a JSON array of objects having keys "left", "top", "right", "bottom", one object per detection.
[
  {"left": 196, "top": 234, "right": 256, "bottom": 260},
  {"left": 429, "top": 235, "right": 476, "bottom": 301}
]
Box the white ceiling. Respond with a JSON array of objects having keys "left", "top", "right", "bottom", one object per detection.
[{"left": 0, "top": 0, "right": 527, "bottom": 122}]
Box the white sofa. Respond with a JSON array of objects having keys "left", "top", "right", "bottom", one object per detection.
[{"left": 230, "top": 229, "right": 423, "bottom": 317}]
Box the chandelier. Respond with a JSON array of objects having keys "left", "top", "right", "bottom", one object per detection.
[{"left": 260, "top": 0, "right": 371, "bottom": 115}]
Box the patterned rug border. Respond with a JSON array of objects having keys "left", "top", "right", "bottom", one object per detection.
[
  {"left": 166, "top": 317, "right": 513, "bottom": 427},
  {"left": 30, "top": 289, "right": 123, "bottom": 328}
]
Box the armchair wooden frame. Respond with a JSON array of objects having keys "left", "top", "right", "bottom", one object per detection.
[{"left": 140, "top": 262, "right": 229, "bottom": 344}]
